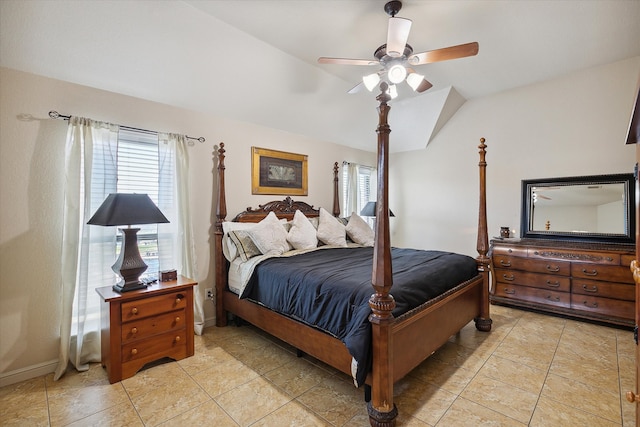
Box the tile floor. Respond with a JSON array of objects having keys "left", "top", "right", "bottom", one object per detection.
[{"left": 0, "top": 305, "right": 636, "bottom": 426}]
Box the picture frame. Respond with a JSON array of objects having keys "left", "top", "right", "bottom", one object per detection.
[{"left": 251, "top": 147, "right": 308, "bottom": 195}]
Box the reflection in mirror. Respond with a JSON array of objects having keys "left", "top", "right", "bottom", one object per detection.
[{"left": 521, "top": 174, "right": 635, "bottom": 243}]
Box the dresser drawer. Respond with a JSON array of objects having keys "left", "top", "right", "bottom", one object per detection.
[
  {"left": 571, "top": 295, "right": 634, "bottom": 320},
  {"left": 121, "top": 291, "right": 188, "bottom": 322},
  {"left": 493, "top": 256, "right": 570, "bottom": 275},
  {"left": 494, "top": 284, "right": 570, "bottom": 309},
  {"left": 529, "top": 248, "right": 620, "bottom": 265},
  {"left": 571, "top": 279, "right": 635, "bottom": 301},
  {"left": 494, "top": 268, "right": 571, "bottom": 292},
  {"left": 121, "top": 309, "right": 186, "bottom": 343},
  {"left": 492, "top": 245, "right": 528, "bottom": 258},
  {"left": 571, "top": 263, "right": 634, "bottom": 284},
  {"left": 121, "top": 328, "right": 187, "bottom": 363}
]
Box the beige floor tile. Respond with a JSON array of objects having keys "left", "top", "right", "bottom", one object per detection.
[
  {"left": 460, "top": 374, "right": 538, "bottom": 424},
  {"left": 493, "top": 335, "right": 556, "bottom": 371},
  {"left": 296, "top": 376, "right": 365, "bottom": 426},
  {"left": 263, "top": 356, "right": 334, "bottom": 398},
  {"left": 177, "top": 344, "right": 236, "bottom": 376},
  {"left": 0, "top": 377, "right": 49, "bottom": 427},
  {"left": 234, "top": 339, "right": 298, "bottom": 375},
  {"left": 394, "top": 376, "right": 457, "bottom": 426},
  {"left": 549, "top": 344, "right": 620, "bottom": 392},
  {"left": 410, "top": 356, "right": 477, "bottom": 395},
  {"left": 437, "top": 396, "right": 526, "bottom": 426},
  {"left": 530, "top": 396, "right": 621, "bottom": 427},
  {"left": 191, "top": 355, "right": 260, "bottom": 398},
  {"left": 121, "top": 361, "right": 192, "bottom": 399},
  {"left": 155, "top": 399, "right": 238, "bottom": 426},
  {"left": 476, "top": 354, "right": 547, "bottom": 395},
  {"left": 47, "top": 381, "right": 129, "bottom": 427},
  {"left": 64, "top": 401, "right": 144, "bottom": 427},
  {"left": 430, "top": 340, "right": 488, "bottom": 374},
  {"left": 215, "top": 376, "right": 292, "bottom": 426},
  {"left": 541, "top": 373, "right": 621, "bottom": 424},
  {"left": 251, "top": 400, "right": 331, "bottom": 426}
]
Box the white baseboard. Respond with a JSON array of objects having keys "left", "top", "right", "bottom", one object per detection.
[{"left": 0, "top": 359, "right": 58, "bottom": 387}]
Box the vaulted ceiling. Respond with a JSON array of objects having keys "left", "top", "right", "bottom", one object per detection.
[{"left": 1, "top": 0, "right": 639, "bottom": 152}]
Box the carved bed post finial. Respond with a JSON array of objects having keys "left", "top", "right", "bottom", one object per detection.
[
  {"left": 368, "top": 82, "right": 398, "bottom": 427},
  {"left": 215, "top": 143, "right": 228, "bottom": 326},
  {"left": 333, "top": 162, "right": 341, "bottom": 217},
  {"left": 475, "top": 138, "right": 492, "bottom": 332}
]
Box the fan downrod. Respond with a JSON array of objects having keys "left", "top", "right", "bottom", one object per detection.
[{"left": 384, "top": 1, "right": 402, "bottom": 17}]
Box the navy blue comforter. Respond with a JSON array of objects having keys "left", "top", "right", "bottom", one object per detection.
[{"left": 242, "top": 246, "right": 478, "bottom": 386}]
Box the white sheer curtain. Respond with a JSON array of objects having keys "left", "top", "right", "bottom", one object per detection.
[
  {"left": 344, "top": 162, "right": 360, "bottom": 217},
  {"left": 55, "top": 117, "right": 119, "bottom": 380},
  {"left": 158, "top": 133, "right": 204, "bottom": 334}
]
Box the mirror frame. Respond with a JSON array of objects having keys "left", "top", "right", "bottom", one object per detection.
[{"left": 520, "top": 173, "right": 635, "bottom": 244}]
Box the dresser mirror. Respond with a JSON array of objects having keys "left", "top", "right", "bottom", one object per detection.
[{"left": 520, "top": 173, "right": 635, "bottom": 243}]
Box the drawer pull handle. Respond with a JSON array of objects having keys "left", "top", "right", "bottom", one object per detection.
[
  {"left": 502, "top": 274, "right": 515, "bottom": 282},
  {"left": 582, "top": 269, "right": 598, "bottom": 276},
  {"left": 175, "top": 294, "right": 184, "bottom": 304},
  {"left": 131, "top": 348, "right": 138, "bottom": 355},
  {"left": 504, "top": 288, "right": 516, "bottom": 295},
  {"left": 583, "top": 300, "right": 598, "bottom": 308},
  {"left": 175, "top": 316, "right": 181, "bottom": 323},
  {"left": 499, "top": 260, "right": 512, "bottom": 267},
  {"left": 627, "top": 391, "right": 640, "bottom": 403},
  {"left": 546, "top": 265, "right": 560, "bottom": 272},
  {"left": 546, "top": 295, "right": 560, "bottom": 302},
  {"left": 546, "top": 281, "right": 560, "bottom": 288},
  {"left": 131, "top": 327, "right": 138, "bottom": 334},
  {"left": 131, "top": 307, "right": 138, "bottom": 315},
  {"left": 582, "top": 285, "right": 598, "bottom": 293},
  {"left": 175, "top": 336, "right": 181, "bottom": 342}
]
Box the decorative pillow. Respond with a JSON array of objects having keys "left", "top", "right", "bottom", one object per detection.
[
  {"left": 228, "top": 230, "right": 262, "bottom": 261},
  {"left": 346, "top": 212, "right": 375, "bottom": 246},
  {"left": 316, "top": 207, "right": 347, "bottom": 247},
  {"left": 247, "top": 211, "right": 290, "bottom": 255},
  {"left": 221, "top": 221, "right": 256, "bottom": 261},
  {"left": 287, "top": 210, "right": 318, "bottom": 250}
]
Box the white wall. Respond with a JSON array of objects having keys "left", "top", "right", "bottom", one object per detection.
[
  {"left": 390, "top": 57, "right": 640, "bottom": 256},
  {"left": 0, "top": 67, "right": 376, "bottom": 385}
]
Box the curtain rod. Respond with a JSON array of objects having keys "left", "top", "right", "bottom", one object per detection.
[{"left": 48, "top": 111, "right": 205, "bottom": 144}]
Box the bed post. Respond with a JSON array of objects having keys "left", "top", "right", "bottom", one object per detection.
[
  {"left": 475, "top": 138, "right": 492, "bottom": 332},
  {"left": 214, "top": 143, "right": 228, "bottom": 327},
  {"left": 332, "top": 162, "right": 341, "bottom": 217},
  {"left": 368, "top": 83, "right": 397, "bottom": 427}
]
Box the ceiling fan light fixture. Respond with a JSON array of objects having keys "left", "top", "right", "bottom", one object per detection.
[
  {"left": 407, "top": 72, "right": 428, "bottom": 91},
  {"left": 363, "top": 73, "right": 381, "bottom": 91},
  {"left": 387, "top": 84, "right": 398, "bottom": 99},
  {"left": 388, "top": 64, "right": 407, "bottom": 84}
]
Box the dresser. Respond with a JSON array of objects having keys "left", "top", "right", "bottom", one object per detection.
[
  {"left": 96, "top": 276, "right": 196, "bottom": 383},
  {"left": 490, "top": 238, "right": 635, "bottom": 327}
]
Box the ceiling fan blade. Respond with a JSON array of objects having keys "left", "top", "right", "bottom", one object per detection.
[
  {"left": 386, "top": 17, "right": 412, "bottom": 57},
  {"left": 408, "top": 42, "right": 479, "bottom": 65},
  {"left": 414, "top": 77, "right": 432, "bottom": 93},
  {"left": 318, "top": 57, "right": 378, "bottom": 66},
  {"left": 348, "top": 81, "right": 365, "bottom": 94}
]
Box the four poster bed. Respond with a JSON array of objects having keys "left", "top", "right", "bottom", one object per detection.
[{"left": 213, "top": 90, "right": 491, "bottom": 426}]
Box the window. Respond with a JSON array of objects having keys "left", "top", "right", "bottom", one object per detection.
[{"left": 342, "top": 163, "right": 377, "bottom": 223}]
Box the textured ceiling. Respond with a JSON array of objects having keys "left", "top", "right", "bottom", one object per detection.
[{"left": 2, "top": 0, "right": 640, "bottom": 152}]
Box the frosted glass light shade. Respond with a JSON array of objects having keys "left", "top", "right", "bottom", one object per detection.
[
  {"left": 387, "top": 64, "right": 407, "bottom": 84},
  {"left": 363, "top": 73, "right": 380, "bottom": 91}
]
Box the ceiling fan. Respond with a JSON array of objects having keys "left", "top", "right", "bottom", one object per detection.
[{"left": 318, "top": 0, "right": 479, "bottom": 97}]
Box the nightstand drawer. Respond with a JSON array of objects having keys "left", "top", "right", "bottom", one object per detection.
[
  {"left": 121, "top": 290, "right": 187, "bottom": 322},
  {"left": 571, "top": 279, "right": 635, "bottom": 301},
  {"left": 121, "top": 329, "right": 187, "bottom": 363},
  {"left": 121, "top": 309, "right": 186, "bottom": 343}
]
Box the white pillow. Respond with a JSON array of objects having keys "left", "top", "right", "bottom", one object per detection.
[
  {"left": 287, "top": 210, "right": 318, "bottom": 250},
  {"left": 221, "top": 221, "right": 256, "bottom": 261},
  {"left": 247, "top": 211, "right": 290, "bottom": 255},
  {"left": 316, "top": 207, "right": 347, "bottom": 247},
  {"left": 346, "top": 212, "right": 375, "bottom": 246}
]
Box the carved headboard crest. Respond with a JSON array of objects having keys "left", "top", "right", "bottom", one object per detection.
[{"left": 232, "top": 196, "right": 319, "bottom": 222}]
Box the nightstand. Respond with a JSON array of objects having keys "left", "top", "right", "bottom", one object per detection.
[{"left": 96, "top": 276, "right": 196, "bottom": 383}]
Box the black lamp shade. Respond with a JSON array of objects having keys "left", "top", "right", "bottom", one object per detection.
[
  {"left": 87, "top": 193, "right": 169, "bottom": 293},
  {"left": 360, "top": 201, "right": 395, "bottom": 217},
  {"left": 87, "top": 193, "right": 169, "bottom": 226}
]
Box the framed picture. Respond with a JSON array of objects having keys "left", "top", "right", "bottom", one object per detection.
[{"left": 251, "top": 147, "right": 308, "bottom": 195}]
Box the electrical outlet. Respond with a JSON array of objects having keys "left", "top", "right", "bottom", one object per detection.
[{"left": 205, "top": 288, "right": 213, "bottom": 300}]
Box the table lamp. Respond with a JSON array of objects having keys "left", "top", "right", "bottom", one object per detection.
[
  {"left": 360, "top": 201, "right": 395, "bottom": 217},
  {"left": 87, "top": 193, "right": 169, "bottom": 293}
]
